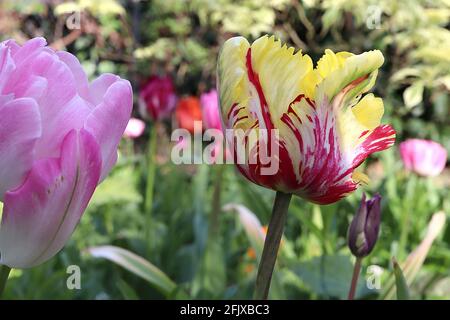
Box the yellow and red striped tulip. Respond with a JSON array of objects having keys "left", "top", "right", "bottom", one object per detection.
[{"left": 217, "top": 35, "right": 395, "bottom": 204}]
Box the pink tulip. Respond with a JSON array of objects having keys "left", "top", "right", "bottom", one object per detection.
[
  {"left": 139, "top": 75, "right": 177, "bottom": 121},
  {"left": 0, "top": 38, "right": 132, "bottom": 268},
  {"left": 200, "top": 89, "right": 222, "bottom": 130},
  {"left": 124, "top": 118, "right": 146, "bottom": 139},
  {"left": 400, "top": 139, "right": 447, "bottom": 177}
]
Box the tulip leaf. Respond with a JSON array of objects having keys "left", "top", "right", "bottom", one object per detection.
[
  {"left": 116, "top": 278, "right": 140, "bottom": 300},
  {"left": 223, "top": 203, "right": 265, "bottom": 258},
  {"left": 88, "top": 245, "right": 176, "bottom": 297},
  {"left": 223, "top": 203, "right": 286, "bottom": 299},
  {"left": 393, "top": 259, "right": 410, "bottom": 300},
  {"left": 380, "top": 212, "right": 446, "bottom": 300},
  {"left": 291, "top": 254, "right": 373, "bottom": 299}
]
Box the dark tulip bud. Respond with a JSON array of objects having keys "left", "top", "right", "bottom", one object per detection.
[{"left": 348, "top": 193, "right": 382, "bottom": 258}]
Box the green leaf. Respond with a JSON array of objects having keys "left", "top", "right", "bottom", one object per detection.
[
  {"left": 192, "top": 239, "right": 226, "bottom": 298},
  {"left": 403, "top": 82, "right": 424, "bottom": 108},
  {"left": 222, "top": 203, "right": 286, "bottom": 299},
  {"left": 291, "top": 254, "right": 373, "bottom": 299},
  {"left": 88, "top": 245, "right": 176, "bottom": 297},
  {"left": 89, "top": 166, "right": 142, "bottom": 207},
  {"left": 380, "top": 212, "right": 446, "bottom": 300},
  {"left": 116, "top": 278, "right": 140, "bottom": 300},
  {"left": 393, "top": 259, "right": 410, "bottom": 300}
]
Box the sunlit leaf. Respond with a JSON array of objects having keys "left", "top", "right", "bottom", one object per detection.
[
  {"left": 403, "top": 82, "right": 424, "bottom": 108},
  {"left": 88, "top": 245, "right": 177, "bottom": 297}
]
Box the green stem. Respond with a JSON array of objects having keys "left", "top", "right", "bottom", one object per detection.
[
  {"left": 398, "top": 175, "right": 417, "bottom": 260},
  {"left": 0, "top": 265, "right": 11, "bottom": 299},
  {"left": 124, "top": 137, "right": 134, "bottom": 158},
  {"left": 254, "top": 191, "right": 292, "bottom": 300},
  {"left": 348, "top": 257, "right": 362, "bottom": 300},
  {"left": 210, "top": 165, "right": 225, "bottom": 236},
  {"left": 144, "top": 122, "right": 158, "bottom": 253}
]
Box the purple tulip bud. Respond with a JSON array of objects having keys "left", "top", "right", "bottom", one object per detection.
[{"left": 348, "top": 193, "right": 382, "bottom": 258}]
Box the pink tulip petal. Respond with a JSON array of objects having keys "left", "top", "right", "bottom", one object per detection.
[
  {"left": 0, "top": 42, "right": 16, "bottom": 93},
  {"left": 56, "top": 51, "right": 91, "bottom": 101},
  {"left": 34, "top": 94, "right": 92, "bottom": 159},
  {"left": 88, "top": 74, "right": 121, "bottom": 105},
  {"left": 0, "top": 97, "right": 42, "bottom": 199},
  {"left": 2, "top": 43, "right": 94, "bottom": 159},
  {"left": 0, "top": 129, "right": 101, "bottom": 268},
  {"left": 8, "top": 37, "right": 47, "bottom": 62},
  {"left": 84, "top": 78, "right": 132, "bottom": 180}
]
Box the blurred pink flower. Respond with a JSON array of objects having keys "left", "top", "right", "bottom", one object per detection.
[
  {"left": 139, "top": 75, "right": 177, "bottom": 121},
  {"left": 200, "top": 90, "right": 230, "bottom": 163},
  {"left": 200, "top": 89, "right": 222, "bottom": 130},
  {"left": 400, "top": 139, "right": 447, "bottom": 177},
  {"left": 124, "top": 118, "right": 146, "bottom": 139},
  {"left": 0, "top": 37, "right": 132, "bottom": 268}
]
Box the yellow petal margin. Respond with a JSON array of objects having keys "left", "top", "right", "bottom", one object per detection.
[{"left": 217, "top": 36, "right": 250, "bottom": 126}]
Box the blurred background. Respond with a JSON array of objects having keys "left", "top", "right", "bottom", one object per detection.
[{"left": 0, "top": 0, "right": 449, "bottom": 299}]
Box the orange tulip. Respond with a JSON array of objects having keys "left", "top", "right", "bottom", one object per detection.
[{"left": 175, "top": 96, "right": 203, "bottom": 133}]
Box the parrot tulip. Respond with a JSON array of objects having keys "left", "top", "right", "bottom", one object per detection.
[{"left": 217, "top": 35, "right": 396, "bottom": 204}]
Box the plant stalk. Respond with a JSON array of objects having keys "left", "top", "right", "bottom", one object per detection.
[
  {"left": 348, "top": 257, "right": 362, "bottom": 300},
  {"left": 398, "top": 174, "right": 417, "bottom": 260},
  {"left": 254, "top": 191, "right": 292, "bottom": 300},
  {"left": 144, "top": 122, "right": 158, "bottom": 253},
  {"left": 210, "top": 165, "right": 225, "bottom": 236}
]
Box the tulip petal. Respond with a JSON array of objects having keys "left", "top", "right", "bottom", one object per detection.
[
  {"left": 0, "top": 129, "right": 101, "bottom": 268},
  {"left": 352, "top": 124, "right": 396, "bottom": 168},
  {"left": 248, "top": 35, "right": 313, "bottom": 123},
  {"left": 351, "top": 93, "right": 384, "bottom": 130},
  {"left": 34, "top": 94, "right": 93, "bottom": 160},
  {"left": 0, "top": 98, "right": 42, "bottom": 199},
  {"left": 8, "top": 37, "right": 47, "bottom": 63},
  {"left": 0, "top": 42, "right": 16, "bottom": 93},
  {"left": 218, "top": 36, "right": 251, "bottom": 129},
  {"left": 56, "top": 51, "right": 91, "bottom": 101},
  {"left": 88, "top": 74, "right": 122, "bottom": 105},
  {"left": 1, "top": 43, "right": 94, "bottom": 162},
  {"left": 84, "top": 78, "right": 133, "bottom": 180},
  {"left": 315, "top": 49, "right": 353, "bottom": 80},
  {"left": 316, "top": 50, "right": 384, "bottom": 106}
]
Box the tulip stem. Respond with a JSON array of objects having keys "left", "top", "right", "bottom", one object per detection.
[
  {"left": 254, "top": 191, "right": 292, "bottom": 300},
  {"left": 144, "top": 122, "right": 158, "bottom": 254},
  {"left": 210, "top": 165, "right": 225, "bottom": 236},
  {"left": 348, "top": 257, "right": 362, "bottom": 300},
  {"left": 398, "top": 175, "right": 417, "bottom": 260},
  {"left": 0, "top": 265, "right": 11, "bottom": 299}
]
